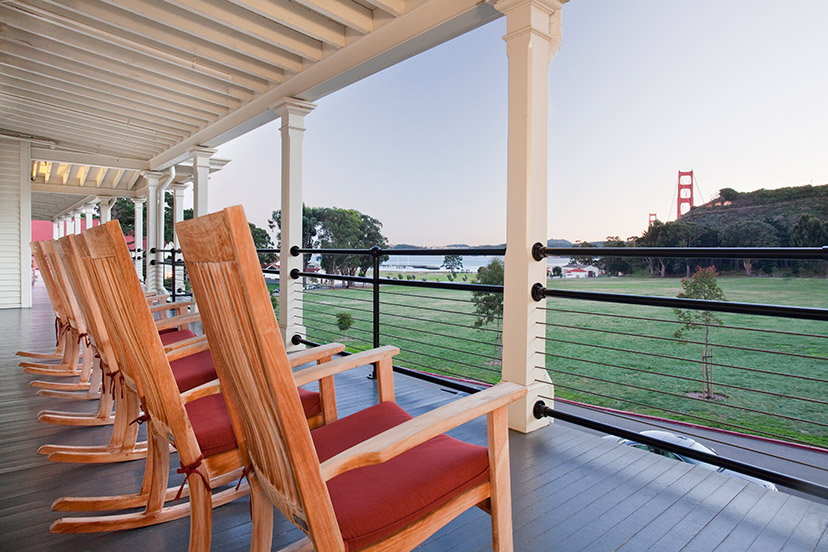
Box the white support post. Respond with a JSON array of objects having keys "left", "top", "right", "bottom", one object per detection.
[
  {"left": 52, "top": 220, "right": 59, "bottom": 240},
  {"left": 132, "top": 197, "right": 146, "bottom": 281},
  {"left": 171, "top": 183, "right": 189, "bottom": 296},
  {"left": 57, "top": 216, "right": 66, "bottom": 238},
  {"left": 99, "top": 197, "right": 117, "bottom": 223},
  {"left": 73, "top": 210, "right": 82, "bottom": 235},
  {"left": 190, "top": 147, "right": 216, "bottom": 218},
  {"left": 65, "top": 213, "right": 74, "bottom": 236},
  {"left": 143, "top": 171, "right": 164, "bottom": 293},
  {"left": 19, "top": 141, "right": 31, "bottom": 308},
  {"left": 84, "top": 203, "right": 95, "bottom": 232},
  {"left": 273, "top": 98, "right": 316, "bottom": 351},
  {"left": 495, "top": 0, "right": 563, "bottom": 433}
]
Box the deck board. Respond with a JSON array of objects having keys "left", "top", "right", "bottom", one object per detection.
[{"left": 1, "top": 282, "right": 827, "bottom": 551}]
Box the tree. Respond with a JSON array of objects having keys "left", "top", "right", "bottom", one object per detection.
[
  {"left": 552, "top": 266, "right": 562, "bottom": 278},
  {"left": 271, "top": 205, "right": 389, "bottom": 285},
  {"left": 673, "top": 266, "right": 727, "bottom": 400},
  {"left": 111, "top": 197, "right": 141, "bottom": 237},
  {"left": 472, "top": 258, "right": 504, "bottom": 364},
  {"left": 598, "top": 236, "right": 631, "bottom": 275},
  {"left": 718, "top": 220, "right": 780, "bottom": 275},
  {"left": 719, "top": 188, "right": 740, "bottom": 202},
  {"left": 249, "top": 223, "right": 277, "bottom": 267},
  {"left": 336, "top": 312, "right": 353, "bottom": 332},
  {"left": 790, "top": 214, "right": 828, "bottom": 247},
  {"left": 570, "top": 241, "right": 597, "bottom": 265},
  {"left": 442, "top": 254, "right": 463, "bottom": 276},
  {"left": 163, "top": 192, "right": 194, "bottom": 245}
]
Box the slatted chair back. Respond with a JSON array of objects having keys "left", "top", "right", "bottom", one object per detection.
[
  {"left": 31, "top": 241, "right": 69, "bottom": 329},
  {"left": 176, "top": 206, "right": 342, "bottom": 546},
  {"left": 80, "top": 221, "right": 204, "bottom": 470},
  {"left": 40, "top": 239, "right": 89, "bottom": 340},
  {"left": 56, "top": 235, "right": 118, "bottom": 378}
]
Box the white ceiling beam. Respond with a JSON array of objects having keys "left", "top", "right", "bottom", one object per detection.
[
  {"left": 226, "top": 0, "right": 346, "bottom": 48},
  {"left": 44, "top": 161, "right": 54, "bottom": 183},
  {"left": 32, "top": 182, "right": 137, "bottom": 198},
  {"left": 288, "top": 0, "right": 373, "bottom": 35},
  {"left": 361, "top": 0, "right": 405, "bottom": 17},
  {"left": 0, "top": 61, "right": 215, "bottom": 125},
  {"left": 151, "top": 0, "right": 499, "bottom": 169},
  {"left": 0, "top": 89, "right": 187, "bottom": 142},
  {"left": 125, "top": 171, "right": 142, "bottom": 191},
  {"left": 64, "top": 164, "right": 79, "bottom": 185},
  {"left": 2, "top": 101, "right": 175, "bottom": 152},
  {"left": 0, "top": 80, "right": 193, "bottom": 138},
  {"left": 28, "top": 0, "right": 285, "bottom": 85},
  {"left": 166, "top": 0, "right": 323, "bottom": 62},
  {"left": 31, "top": 148, "right": 150, "bottom": 171},
  {"left": 0, "top": 6, "right": 260, "bottom": 99},
  {"left": 95, "top": 167, "right": 109, "bottom": 188},
  {"left": 97, "top": 0, "right": 305, "bottom": 72},
  {"left": 0, "top": 46, "right": 231, "bottom": 118}
]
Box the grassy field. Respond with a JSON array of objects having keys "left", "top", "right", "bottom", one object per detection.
[{"left": 300, "top": 275, "right": 828, "bottom": 448}]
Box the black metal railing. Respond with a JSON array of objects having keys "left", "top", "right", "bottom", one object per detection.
[
  {"left": 530, "top": 244, "right": 828, "bottom": 500},
  {"left": 149, "top": 247, "right": 188, "bottom": 301}
]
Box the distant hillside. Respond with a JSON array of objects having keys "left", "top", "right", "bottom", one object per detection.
[
  {"left": 389, "top": 239, "right": 572, "bottom": 249},
  {"left": 680, "top": 184, "right": 828, "bottom": 232}
]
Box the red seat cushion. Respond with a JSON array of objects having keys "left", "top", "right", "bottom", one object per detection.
[
  {"left": 185, "top": 393, "right": 237, "bottom": 458},
  {"left": 170, "top": 349, "right": 218, "bottom": 393},
  {"left": 311, "top": 402, "right": 490, "bottom": 552},
  {"left": 298, "top": 387, "right": 322, "bottom": 419},
  {"left": 159, "top": 329, "right": 197, "bottom": 344}
]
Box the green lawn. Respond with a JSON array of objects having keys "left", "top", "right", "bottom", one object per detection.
[{"left": 301, "top": 276, "right": 828, "bottom": 448}]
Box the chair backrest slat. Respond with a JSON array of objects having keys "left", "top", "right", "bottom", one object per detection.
[
  {"left": 81, "top": 221, "right": 202, "bottom": 461},
  {"left": 31, "top": 241, "right": 69, "bottom": 324},
  {"left": 41, "top": 240, "right": 87, "bottom": 336},
  {"left": 177, "top": 206, "right": 342, "bottom": 546}
]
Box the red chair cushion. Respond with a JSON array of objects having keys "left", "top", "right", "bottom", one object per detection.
[
  {"left": 311, "top": 401, "right": 490, "bottom": 552},
  {"left": 159, "top": 329, "right": 197, "bottom": 344},
  {"left": 170, "top": 349, "right": 218, "bottom": 393},
  {"left": 185, "top": 393, "right": 237, "bottom": 458},
  {"left": 298, "top": 386, "right": 322, "bottom": 419}
]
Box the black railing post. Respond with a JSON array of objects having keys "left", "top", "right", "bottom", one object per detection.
[
  {"left": 170, "top": 248, "right": 177, "bottom": 302},
  {"left": 369, "top": 246, "right": 381, "bottom": 379}
]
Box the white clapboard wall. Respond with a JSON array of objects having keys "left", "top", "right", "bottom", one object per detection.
[{"left": 0, "top": 138, "right": 28, "bottom": 308}]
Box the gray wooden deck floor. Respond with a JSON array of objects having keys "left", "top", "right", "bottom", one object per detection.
[{"left": 1, "top": 282, "right": 826, "bottom": 551}]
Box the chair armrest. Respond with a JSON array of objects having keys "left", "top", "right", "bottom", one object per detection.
[
  {"left": 145, "top": 292, "right": 170, "bottom": 303},
  {"left": 149, "top": 300, "right": 195, "bottom": 314},
  {"left": 293, "top": 346, "right": 399, "bottom": 387},
  {"left": 287, "top": 342, "right": 346, "bottom": 368},
  {"left": 165, "top": 336, "right": 210, "bottom": 362},
  {"left": 155, "top": 313, "right": 201, "bottom": 331},
  {"left": 180, "top": 379, "right": 221, "bottom": 404},
  {"left": 320, "top": 382, "right": 526, "bottom": 481}
]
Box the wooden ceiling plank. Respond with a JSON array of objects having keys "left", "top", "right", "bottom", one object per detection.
[
  {"left": 5, "top": 96, "right": 181, "bottom": 146},
  {"left": 0, "top": 23, "right": 252, "bottom": 104},
  {"left": 0, "top": 62, "right": 214, "bottom": 126},
  {"left": 44, "top": 161, "right": 54, "bottom": 183},
  {"left": 0, "top": 114, "right": 164, "bottom": 158},
  {"left": 0, "top": 3, "right": 260, "bottom": 100},
  {"left": 165, "top": 0, "right": 323, "bottom": 62},
  {"left": 97, "top": 0, "right": 305, "bottom": 72},
  {"left": 360, "top": 0, "right": 404, "bottom": 17},
  {"left": 0, "top": 45, "right": 233, "bottom": 117},
  {"left": 32, "top": 0, "right": 285, "bottom": 84},
  {"left": 0, "top": 87, "right": 188, "bottom": 141},
  {"left": 292, "top": 0, "right": 373, "bottom": 34},
  {"left": 226, "top": 0, "right": 346, "bottom": 48}
]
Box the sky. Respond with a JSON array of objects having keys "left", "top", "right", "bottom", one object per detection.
[{"left": 207, "top": 0, "right": 828, "bottom": 246}]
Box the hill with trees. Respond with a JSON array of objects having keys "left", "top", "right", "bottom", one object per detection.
[{"left": 679, "top": 184, "right": 828, "bottom": 238}]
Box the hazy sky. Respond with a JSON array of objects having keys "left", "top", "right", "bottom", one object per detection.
[{"left": 207, "top": 0, "right": 828, "bottom": 246}]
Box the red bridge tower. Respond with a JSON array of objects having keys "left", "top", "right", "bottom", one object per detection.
[{"left": 676, "top": 170, "right": 694, "bottom": 219}]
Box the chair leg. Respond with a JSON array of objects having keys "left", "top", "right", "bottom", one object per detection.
[
  {"left": 487, "top": 406, "right": 514, "bottom": 552},
  {"left": 187, "top": 462, "right": 213, "bottom": 552},
  {"left": 21, "top": 332, "right": 81, "bottom": 373},
  {"left": 37, "top": 369, "right": 111, "bottom": 426},
  {"left": 249, "top": 474, "right": 274, "bottom": 552}
]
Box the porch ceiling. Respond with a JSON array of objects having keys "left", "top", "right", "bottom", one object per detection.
[{"left": 0, "top": 0, "right": 501, "bottom": 175}]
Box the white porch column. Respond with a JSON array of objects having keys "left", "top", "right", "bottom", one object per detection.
[
  {"left": 73, "top": 210, "right": 82, "bottom": 235},
  {"left": 52, "top": 220, "right": 60, "bottom": 240},
  {"left": 99, "top": 197, "right": 117, "bottom": 223},
  {"left": 190, "top": 147, "right": 216, "bottom": 218},
  {"left": 143, "top": 171, "right": 164, "bottom": 293},
  {"left": 496, "top": 0, "right": 563, "bottom": 433},
  {"left": 57, "top": 216, "right": 66, "bottom": 238},
  {"left": 84, "top": 203, "right": 95, "bottom": 232},
  {"left": 273, "top": 98, "right": 316, "bottom": 351},
  {"left": 171, "top": 182, "right": 189, "bottom": 295},
  {"left": 131, "top": 197, "right": 145, "bottom": 281},
  {"left": 65, "top": 213, "right": 74, "bottom": 235}
]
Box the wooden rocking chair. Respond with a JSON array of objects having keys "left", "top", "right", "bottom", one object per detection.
[
  {"left": 21, "top": 241, "right": 95, "bottom": 395},
  {"left": 49, "top": 221, "right": 385, "bottom": 549},
  {"left": 177, "top": 205, "right": 526, "bottom": 552}
]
